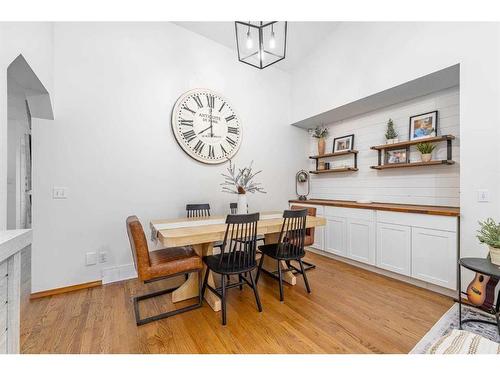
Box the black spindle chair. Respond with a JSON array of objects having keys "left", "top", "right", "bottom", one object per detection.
[
  {"left": 256, "top": 209, "right": 311, "bottom": 302},
  {"left": 230, "top": 202, "right": 265, "bottom": 247},
  {"left": 186, "top": 203, "right": 211, "bottom": 218},
  {"left": 202, "top": 213, "right": 262, "bottom": 325},
  {"left": 186, "top": 203, "right": 223, "bottom": 251}
]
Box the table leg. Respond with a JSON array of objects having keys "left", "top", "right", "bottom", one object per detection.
[
  {"left": 458, "top": 264, "right": 462, "bottom": 329},
  {"left": 171, "top": 242, "right": 221, "bottom": 312},
  {"left": 261, "top": 233, "right": 296, "bottom": 286}
]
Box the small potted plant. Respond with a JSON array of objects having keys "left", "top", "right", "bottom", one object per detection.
[
  {"left": 416, "top": 143, "right": 436, "bottom": 162},
  {"left": 385, "top": 119, "right": 398, "bottom": 144},
  {"left": 476, "top": 218, "right": 500, "bottom": 266},
  {"left": 309, "top": 126, "right": 329, "bottom": 155}
]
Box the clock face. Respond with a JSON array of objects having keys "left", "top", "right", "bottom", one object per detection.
[{"left": 171, "top": 89, "right": 242, "bottom": 164}]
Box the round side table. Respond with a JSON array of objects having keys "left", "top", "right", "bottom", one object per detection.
[{"left": 458, "top": 257, "right": 500, "bottom": 334}]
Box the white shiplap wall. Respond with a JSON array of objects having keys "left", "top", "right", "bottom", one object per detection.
[{"left": 309, "top": 86, "right": 460, "bottom": 206}]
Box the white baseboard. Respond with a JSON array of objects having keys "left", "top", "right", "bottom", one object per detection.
[
  {"left": 101, "top": 263, "right": 137, "bottom": 284},
  {"left": 307, "top": 247, "right": 456, "bottom": 298}
]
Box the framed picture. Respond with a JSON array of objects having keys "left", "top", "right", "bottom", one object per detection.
[
  {"left": 409, "top": 111, "right": 438, "bottom": 140},
  {"left": 333, "top": 134, "right": 354, "bottom": 152},
  {"left": 384, "top": 148, "right": 408, "bottom": 165}
]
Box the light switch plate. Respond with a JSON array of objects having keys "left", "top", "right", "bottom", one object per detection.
[
  {"left": 477, "top": 189, "right": 489, "bottom": 202},
  {"left": 53, "top": 187, "right": 68, "bottom": 199}
]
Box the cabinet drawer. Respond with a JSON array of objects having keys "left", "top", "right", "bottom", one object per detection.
[
  {"left": 377, "top": 211, "right": 457, "bottom": 232},
  {"left": 325, "top": 206, "right": 374, "bottom": 221}
]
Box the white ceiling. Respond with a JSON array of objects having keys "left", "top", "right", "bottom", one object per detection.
[{"left": 173, "top": 22, "right": 340, "bottom": 73}]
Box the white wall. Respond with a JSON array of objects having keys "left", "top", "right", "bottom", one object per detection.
[
  {"left": 31, "top": 22, "right": 306, "bottom": 292},
  {"left": 292, "top": 22, "right": 500, "bottom": 288},
  {"left": 309, "top": 87, "right": 460, "bottom": 206},
  {"left": 0, "top": 23, "right": 53, "bottom": 231}
]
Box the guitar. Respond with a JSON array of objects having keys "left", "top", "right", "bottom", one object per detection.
[{"left": 466, "top": 273, "right": 499, "bottom": 309}]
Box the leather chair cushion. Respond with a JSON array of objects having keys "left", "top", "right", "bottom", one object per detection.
[{"left": 147, "top": 246, "right": 203, "bottom": 280}]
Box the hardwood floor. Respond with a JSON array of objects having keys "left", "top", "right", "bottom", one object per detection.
[{"left": 20, "top": 250, "right": 453, "bottom": 353}]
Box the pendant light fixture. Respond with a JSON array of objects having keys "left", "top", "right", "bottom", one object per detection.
[{"left": 235, "top": 21, "right": 287, "bottom": 69}]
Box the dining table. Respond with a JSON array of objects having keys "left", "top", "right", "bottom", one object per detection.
[{"left": 150, "top": 211, "right": 326, "bottom": 311}]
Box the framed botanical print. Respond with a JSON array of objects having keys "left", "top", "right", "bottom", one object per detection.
[
  {"left": 409, "top": 111, "right": 438, "bottom": 141},
  {"left": 333, "top": 134, "right": 354, "bottom": 152},
  {"left": 384, "top": 148, "right": 408, "bottom": 165}
]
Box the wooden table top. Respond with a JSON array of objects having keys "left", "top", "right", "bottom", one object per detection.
[
  {"left": 289, "top": 199, "right": 460, "bottom": 217},
  {"left": 151, "top": 211, "right": 326, "bottom": 247}
]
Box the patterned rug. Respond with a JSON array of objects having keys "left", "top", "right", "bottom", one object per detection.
[{"left": 410, "top": 303, "right": 499, "bottom": 353}]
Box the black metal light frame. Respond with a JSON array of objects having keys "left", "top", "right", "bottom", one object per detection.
[{"left": 235, "top": 21, "right": 287, "bottom": 70}]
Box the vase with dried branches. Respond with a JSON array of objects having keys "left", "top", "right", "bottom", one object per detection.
[{"left": 221, "top": 159, "right": 266, "bottom": 214}]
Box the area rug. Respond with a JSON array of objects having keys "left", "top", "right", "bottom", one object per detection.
[{"left": 410, "top": 303, "right": 499, "bottom": 353}]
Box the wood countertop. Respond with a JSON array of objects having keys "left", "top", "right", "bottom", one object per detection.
[{"left": 289, "top": 199, "right": 460, "bottom": 217}]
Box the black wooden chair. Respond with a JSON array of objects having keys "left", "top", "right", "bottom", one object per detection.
[
  {"left": 230, "top": 202, "right": 265, "bottom": 247},
  {"left": 202, "top": 213, "right": 262, "bottom": 325},
  {"left": 186, "top": 203, "right": 223, "bottom": 251},
  {"left": 186, "top": 203, "right": 211, "bottom": 218},
  {"left": 255, "top": 209, "right": 311, "bottom": 302}
]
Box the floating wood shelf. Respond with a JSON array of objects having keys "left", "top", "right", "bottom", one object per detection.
[
  {"left": 370, "top": 135, "right": 455, "bottom": 151},
  {"left": 310, "top": 167, "right": 359, "bottom": 174},
  {"left": 309, "top": 150, "right": 359, "bottom": 159},
  {"left": 370, "top": 160, "right": 455, "bottom": 170}
]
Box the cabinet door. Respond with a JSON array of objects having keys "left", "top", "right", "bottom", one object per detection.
[
  {"left": 376, "top": 223, "right": 411, "bottom": 276},
  {"left": 411, "top": 227, "right": 457, "bottom": 290},
  {"left": 325, "top": 216, "right": 346, "bottom": 256},
  {"left": 347, "top": 218, "right": 375, "bottom": 265}
]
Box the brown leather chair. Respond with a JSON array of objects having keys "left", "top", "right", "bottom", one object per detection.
[
  {"left": 290, "top": 205, "right": 317, "bottom": 271},
  {"left": 126, "top": 215, "right": 203, "bottom": 325}
]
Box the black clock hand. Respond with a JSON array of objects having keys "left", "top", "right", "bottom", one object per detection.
[{"left": 198, "top": 125, "right": 212, "bottom": 135}]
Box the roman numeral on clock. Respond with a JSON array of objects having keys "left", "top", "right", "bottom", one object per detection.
[
  {"left": 227, "top": 126, "right": 238, "bottom": 135},
  {"left": 180, "top": 119, "right": 193, "bottom": 126},
  {"left": 193, "top": 95, "right": 203, "bottom": 108},
  {"left": 226, "top": 137, "right": 236, "bottom": 147},
  {"left": 193, "top": 140, "right": 205, "bottom": 153},
  {"left": 225, "top": 114, "right": 235, "bottom": 122},
  {"left": 206, "top": 95, "right": 215, "bottom": 109},
  {"left": 220, "top": 144, "right": 228, "bottom": 156},
  {"left": 208, "top": 145, "right": 215, "bottom": 158},
  {"left": 183, "top": 105, "right": 196, "bottom": 115},
  {"left": 183, "top": 130, "right": 196, "bottom": 143},
  {"left": 218, "top": 102, "right": 226, "bottom": 113}
]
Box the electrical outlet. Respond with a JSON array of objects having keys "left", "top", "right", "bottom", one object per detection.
[
  {"left": 98, "top": 251, "right": 108, "bottom": 263},
  {"left": 53, "top": 187, "right": 68, "bottom": 199},
  {"left": 477, "top": 189, "right": 489, "bottom": 202},
  {"left": 86, "top": 252, "right": 97, "bottom": 266}
]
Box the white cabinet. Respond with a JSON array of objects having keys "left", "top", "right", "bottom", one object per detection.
[
  {"left": 325, "top": 216, "right": 346, "bottom": 256},
  {"left": 412, "top": 227, "right": 457, "bottom": 290},
  {"left": 376, "top": 223, "right": 411, "bottom": 276},
  {"left": 347, "top": 218, "right": 376, "bottom": 265}
]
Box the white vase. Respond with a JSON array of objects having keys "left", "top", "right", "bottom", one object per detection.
[
  {"left": 489, "top": 246, "right": 500, "bottom": 266},
  {"left": 237, "top": 194, "right": 248, "bottom": 214}
]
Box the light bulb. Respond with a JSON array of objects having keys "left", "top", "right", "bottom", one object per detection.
[
  {"left": 246, "top": 31, "right": 253, "bottom": 49},
  {"left": 269, "top": 32, "right": 276, "bottom": 49}
]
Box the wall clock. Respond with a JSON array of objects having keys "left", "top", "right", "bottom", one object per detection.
[{"left": 171, "top": 89, "right": 242, "bottom": 164}]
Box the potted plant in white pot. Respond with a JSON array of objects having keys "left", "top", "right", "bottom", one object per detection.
[
  {"left": 221, "top": 159, "right": 266, "bottom": 213},
  {"left": 309, "top": 126, "right": 329, "bottom": 155},
  {"left": 477, "top": 218, "right": 500, "bottom": 266},
  {"left": 416, "top": 143, "right": 436, "bottom": 162},
  {"left": 385, "top": 119, "right": 398, "bottom": 144}
]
